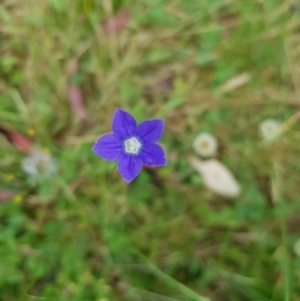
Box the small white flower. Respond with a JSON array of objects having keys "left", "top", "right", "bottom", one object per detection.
[
  {"left": 22, "top": 148, "right": 56, "bottom": 182},
  {"left": 294, "top": 238, "right": 300, "bottom": 257},
  {"left": 259, "top": 119, "right": 281, "bottom": 140},
  {"left": 193, "top": 133, "right": 218, "bottom": 158},
  {"left": 190, "top": 157, "right": 240, "bottom": 198}
]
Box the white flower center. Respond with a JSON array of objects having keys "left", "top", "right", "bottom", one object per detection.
[{"left": 124, "top": 137, "right": 142, "bottom": 154}]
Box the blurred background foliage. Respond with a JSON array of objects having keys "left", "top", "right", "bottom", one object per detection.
[{"left": 1, "top": 0, "right": 300, "bottom": 300}]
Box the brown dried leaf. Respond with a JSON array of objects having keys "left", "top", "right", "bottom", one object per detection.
[
  {"left": 67, "top": 59, "right": 88, "bottom": 123},
  {"left": 102, "top": 9, "right": 131, "bottom": 34},
  {"left": 219, "top": 73, "right": 252, "bottom": 93},
  {"left": 0, "top": 190, "right": 17, "bottom": 203},
  {"left": 0, "top": 128, "right": 34, "bottom": 153}
]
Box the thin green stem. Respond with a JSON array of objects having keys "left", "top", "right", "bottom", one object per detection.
[
  {"left": 273, "top": 161, "right": 291, "bottom": 301},
  {"left": 279, "top": 210, "right": 290, "bottom": 301},
  {"left": 134, "top": 250, "right": 210, "bottom": 301}
]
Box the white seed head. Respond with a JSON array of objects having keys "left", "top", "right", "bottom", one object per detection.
[
  {"left": 22, "top": 148, "right": 56, "bottom": 181},
  {"left": 190, "top": 157, "right": 240, "bottom": 198},
  {"left": 124, "top": 137, "right": 142, "bottom": 155},
  {"left": 259, "top": 118, "right": 281, "bottom": 140},
  {"left": 193, "top": 133, "right": 218, "bottom": 157}
]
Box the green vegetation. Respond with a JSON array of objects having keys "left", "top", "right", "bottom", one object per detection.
[{"left": 1, "top": 0, "right": 300, "bottom": 300}]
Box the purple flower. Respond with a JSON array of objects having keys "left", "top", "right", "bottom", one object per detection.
[{"left": 92, "top": 108, "right": 167, "bottom": 183}]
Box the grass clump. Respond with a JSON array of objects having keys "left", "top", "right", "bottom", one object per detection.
[{"left": 0, "top": 0, "right": 300, "bottom": 300}]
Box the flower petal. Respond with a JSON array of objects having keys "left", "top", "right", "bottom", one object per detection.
[
  {"left": 139, "top": 143, "right": 166, "bottom": 166},
  {"left": 117, "top": 154, "right": 143, "bottom": 183},
  {"left": 92, "top": 134, "right": 122, "bottom": 161},
  {"left": 112, "top": 108, "right": 137, "bottom": 139},
  {"left": 189, "top": 157, "right": 240, "bottom": 198},
  {"left": 136, "top": 119, "right": 164, "bottom": 144}
]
